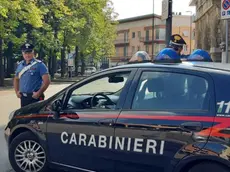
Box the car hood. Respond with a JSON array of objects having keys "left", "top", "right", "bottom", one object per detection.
[{"left": 14, "top": 100, "right": 48, "bottom": 116}]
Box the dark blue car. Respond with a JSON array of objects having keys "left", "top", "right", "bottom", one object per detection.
[{"left": 4, "top": 61, "right": 230, "bottom": 172}]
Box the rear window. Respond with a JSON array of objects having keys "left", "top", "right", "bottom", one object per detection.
[{"left": 132, "top": 71, "right": 210, "bottom": 111}]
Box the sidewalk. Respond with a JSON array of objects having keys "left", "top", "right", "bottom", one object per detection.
[
  {"left": 0, "top": 76, "right": 86, "bottom": 89},
  {"left": 52, "top": 76, "right": 86, "bottom": 83}
]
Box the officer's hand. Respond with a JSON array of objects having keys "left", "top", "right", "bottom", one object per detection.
[
  {"left": 32, "top": 91, "right": 41, "bottom": 99},
  {"left": 16, "top": 91, "right": 21, "bottom": 98}
]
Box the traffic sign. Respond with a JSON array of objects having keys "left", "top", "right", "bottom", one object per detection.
[
  {"left": 221, "top": 0, "right": 230, "bottom": 20},
  {"left": 161, "top": 0, "right": 169, "bottom": 20}
]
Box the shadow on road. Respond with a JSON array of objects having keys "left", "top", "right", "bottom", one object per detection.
[
  {"left": 0, "top": 125, "right": 14, "bottom": 172},
  {"left": 0, "top": 125, "right": 65, "bottom": 172}
]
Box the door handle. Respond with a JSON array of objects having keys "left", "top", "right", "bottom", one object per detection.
[
  {"left": 60, "top": 112, "right": 79, "bottom": 119},
  {"left": 180, "top": 122, "right": 203, "bottom": 132},
  {"left": 98, "top": 119, "right": 114, "bottom": 127}
]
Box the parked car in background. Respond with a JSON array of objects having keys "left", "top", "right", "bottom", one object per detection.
[{"left": 85, "top": 66, "right": 97, "bottom": 75}]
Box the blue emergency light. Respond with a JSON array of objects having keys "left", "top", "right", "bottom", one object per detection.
[
  {"left": 187, "top": 49, "right": 213, "bottom": 62},
  {"left": 153, "top": 48, "right": 182, "bottom": 63}
]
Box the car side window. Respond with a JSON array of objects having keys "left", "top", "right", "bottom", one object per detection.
[
  {"left": 132, "top": 71, "right": 210, "bottom": 111},
  {"left": 65, "top": 71, "right": 131, "bottom": 110}
]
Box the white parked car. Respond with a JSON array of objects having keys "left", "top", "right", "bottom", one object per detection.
[{"left": 85, "top": 66, "right": 97, "bottom": 75}]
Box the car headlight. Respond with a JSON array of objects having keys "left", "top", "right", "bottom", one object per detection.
[{"left": 9, "top": 110, "right": 16, "bottom": 121}]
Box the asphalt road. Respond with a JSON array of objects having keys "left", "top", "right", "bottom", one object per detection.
[{"left": 0, "top": 84, "right": 70, "bottom": 172}]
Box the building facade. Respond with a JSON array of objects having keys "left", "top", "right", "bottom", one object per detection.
[
  {"left": 189, "top": 0, "right": 227, "bottom": 62},
  {"left": 111, "top": 14, "right": 195, "bottom": 65}
]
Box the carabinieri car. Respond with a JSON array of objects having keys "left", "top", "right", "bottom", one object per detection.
[{"left": 4, "top": 61, "right": 230, "bottom": 172}]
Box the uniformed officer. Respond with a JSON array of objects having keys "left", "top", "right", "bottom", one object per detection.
[
  {"left": 168, "top": 34, "right": 187, "bottom": 56},
  {"left": 187, "top": 49, "right": 213, "bottom": 62},
  {"left": 128, "top": 51, "right": 151, "bottom": 64},
  {"left": 153, "top": 47, "right": 181, "bottom": 63},
  {"left": 14, "top": 43, "right": 51, "bottom": 107}
]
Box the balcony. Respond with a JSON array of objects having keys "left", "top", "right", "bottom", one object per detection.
[
  {"left": 139, "top": 37, "right": 166, "bottom": 44},
  {"left": 114, "top": 39, "right": 130, "bottom": 46}
]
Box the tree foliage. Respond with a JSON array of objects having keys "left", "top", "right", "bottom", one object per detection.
[{"left": 0, "top": 0, "right": 118, "bottom": 83}]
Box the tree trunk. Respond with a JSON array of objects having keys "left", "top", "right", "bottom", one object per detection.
[
  {"left": 52, "top": 25, "right": 58, "bottom": 78},
  {"left": 61, "top": 46, "right": 66, "bottom": 78},
  {"left": 52, "top": 50, "right": 57, "bottom": 76},
  {"left": 38, "top": 44, "right": 44, "bottom": 61},
  {"left": 48, "top": 49, "right": 53, "bottom": 78},
  {"left": 26, "top": 24, "right": 33, "bottom": 42},
  {"left": 0, "top": 38, "right": 4, "bottom": 86},
  {"left": 80, "top": 52, "right": 85, "bottom": 76},
  {"left": 75, "top": 46, "right": 79, "bottom": 76},
  {"left": 6, "top": 41, "right": 14, "bottom": 78}
]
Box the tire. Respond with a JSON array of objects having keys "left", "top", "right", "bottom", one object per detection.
[
  {"left": 9, "top": 131, "right": 49, "bottom": 172},
  {"left": 188, "top": 162, "right": 229, "bottom": 172}
]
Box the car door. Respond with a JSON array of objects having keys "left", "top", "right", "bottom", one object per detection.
[
  {"left": 46, "top": 68, "right": 137, "bottom": 172},
  {"left": 114, "top": 67, "right": 216, "bottom": 172}
]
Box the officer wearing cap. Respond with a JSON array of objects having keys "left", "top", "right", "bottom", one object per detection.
[
  {"left": 169, "top": 34, "right": 187, "bottom": 56},
  {"left": 14, "top": 43, "right": 51, "bottom": 107},
  {"left": 128, "top": 51, "right": 151, "bottom": 64},
  {"left": 187, "top": 49, "right": 213, "bottom": 62}
]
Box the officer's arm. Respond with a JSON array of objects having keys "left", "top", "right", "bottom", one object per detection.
[
  {"left": 37, "top": 63, "right": 50, "bottom": 95},
  {"left": 14, "top": 65, "right": 20, "bottom": 95},
  {"left": 38, "top": 74, "right": 50, "bottom": 95},
  {"left": 14, "top": 76, "right": 20, "bottom": 94}
]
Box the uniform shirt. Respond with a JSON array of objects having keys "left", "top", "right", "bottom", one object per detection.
[{"left": 15, "top": 58, "right": 49, "bottom": 93}]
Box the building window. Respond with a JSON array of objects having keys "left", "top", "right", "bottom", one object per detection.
[
  {"left": 116, "top": 48, "right": 119, "bottom": 57},
  {"left": 132, "top": 32, "right": 135, "bottom": 38},
  {"left": 182, "top": 30, "right": 189, "bottom": 37},
  {"left": 192, "top": 29, "right": 195, "bottom": 40},
  {"left": 124, "top": 32, "right": 128, "bottom": 42},
  {"left": 137, "top": 46, "right": 140, "bottom": 51},
  {"left": 124, "top": 46, "right": 128, "bottom": 56},
  {"left": 156, "top": 28, "right": 166, "bottom": 40},
  {"left": 145, "top": 45, "right": 149, "bottom": 53},
  {"left": 146, "top": 30, "right": 149, "bottom": 41},
  {"left": 132, "top": 46, "right": 135, "bottom": 55},
  {"left": 183, "top": 45, "right": 188, "bottom": 52},
  {"left": 138, "top": 31, "right": 141, "bottom": 38}
]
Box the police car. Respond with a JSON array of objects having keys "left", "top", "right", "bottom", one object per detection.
[{"left": 4, "top": 55, "right": 230, "bottom": 172}]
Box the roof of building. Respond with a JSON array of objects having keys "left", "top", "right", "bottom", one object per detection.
[
  {"left": 118, "top": 14, "right": 161, "bottom": 23},
  {"left": 189, "top": 0, "right": 196, "bottom": 6}
]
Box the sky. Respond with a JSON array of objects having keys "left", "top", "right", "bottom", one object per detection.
[{"left": 111, "top": 0, "right": 196, "bottom": 19}]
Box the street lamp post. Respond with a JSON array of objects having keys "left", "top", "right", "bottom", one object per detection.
[
  {"left": 152, "top": 0, "right": 155, "bottom": 59},
  {"left": 186, "top": 11, "right": 192, "bottom": 54}
]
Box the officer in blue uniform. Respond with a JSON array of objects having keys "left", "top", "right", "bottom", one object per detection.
[
  {"left": 14, "top": 43, "right": 51, "bottom": 107},
  {"left": 187, "top": 49, "right": 213, "bottom": 62},
  {"left": 128, "top": 51, "right": 151, "bottom": 64}
]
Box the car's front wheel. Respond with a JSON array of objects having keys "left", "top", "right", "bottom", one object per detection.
[
  {"left": 188, "top": 162, "right": 229, "bottom": 172},
  {"left": 9, "top": 131, "right": 49, "bottom": 172}
]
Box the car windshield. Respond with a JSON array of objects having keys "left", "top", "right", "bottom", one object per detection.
[{"left": 72, "top": 74, "right": 128, "bottom": 96}]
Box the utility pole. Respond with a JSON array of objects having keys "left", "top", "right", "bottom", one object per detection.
[
  {"left": 221, "top": 0, "right": 230, "bottom": 63},
  {"left": 152, "top": 0, "right": 155, "bottom": 59},
  {"left": 162, "top": 0, "right": 173, "bottom": 47},
  {"left": 166, "top": 0, "right": 172, "bottom": 46},
  {"left": 186, "top": 11, "right": 193, "bottom": 54}
]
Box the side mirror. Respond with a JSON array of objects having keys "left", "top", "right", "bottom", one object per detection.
[{"left": 51, "top": 99, "right": 62, "bottom": 112}]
